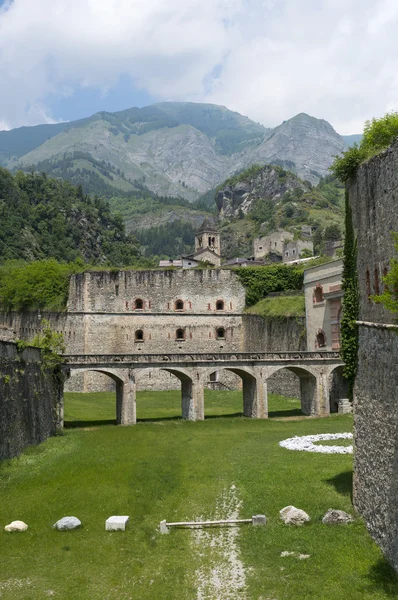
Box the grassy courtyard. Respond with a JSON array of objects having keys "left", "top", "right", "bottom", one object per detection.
[{"left": 0, "top": 390, "right": 397, "bottom": 599}]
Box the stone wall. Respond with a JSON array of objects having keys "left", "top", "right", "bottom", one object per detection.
[
  {"left": 243, "top": 314, "right": 306, "bottom": 397},
  {"left": 67, "top": 268, "right": 245, "bottom": 313},
  {"left": 349, "top": 140, "right": 398, "bottom": 571},
  {"left": 0, "top": 341, "right": 63, "bottom": 460}
]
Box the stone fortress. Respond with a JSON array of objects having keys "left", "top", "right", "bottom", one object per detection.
[{"left": 0, "top": 253, "right": 347, "bottom": 420}]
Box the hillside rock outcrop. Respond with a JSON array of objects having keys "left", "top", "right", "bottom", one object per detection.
[{"left": 216, "top": 165, "right": 310, "bottom": 219}]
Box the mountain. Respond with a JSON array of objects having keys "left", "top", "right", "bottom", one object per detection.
[
  {"left": 0, "top": 103, "right": 346, "bottom": 200},
  {"left": 342, "top": 134, "right": 363, "bottom": 150},
  {"left": 215, "top": 164, "right": 345, "bottom": 259},
  {"left": 0, "top": 168, "right": 142, "bottom": 266}
]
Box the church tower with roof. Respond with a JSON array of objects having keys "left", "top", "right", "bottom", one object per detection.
[
  {"left": 195, "top": 218, "right": 221, "bottom": 256},
  {"left": 182, "top": 219, "right": 221, "bottom": 267}
]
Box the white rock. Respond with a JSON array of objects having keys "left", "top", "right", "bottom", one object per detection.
[
  {"left": 53, "top": 516, "right": 81, "bottom": 530},
  {"left": 322, "top": 509, "right": 354, "bottom": 525},
  {"left": 4, "top": 520, "right": 28, "bottom": 532},
  {"left": 105, "top": 516, "right": 129, "bottom": 531},
  {"left": 280, "top": 506, "right": 311, "bottom": 526},
  {"left": 279, "top": 433, "right": 353, "bottom": 454}
]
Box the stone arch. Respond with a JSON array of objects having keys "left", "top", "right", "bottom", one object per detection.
[
  {"left": 265, "top": 365, "right": 320, "bottom": 416},
  {"left": 160, "top": 367, "right": 202, "bottom": 421},
  {"left": 64, "top": 367, "right": 135, "bottom": 426},
  {"left": 202, "top": 365, "right": 266, "bottom": 418},
  {"left": 329, "top": 364, "right": 349, "bottom": 413}
]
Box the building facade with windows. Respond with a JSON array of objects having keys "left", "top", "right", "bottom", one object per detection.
[
  {"left": 303, "top": 259, "right": 343, "bottom": 351},
  {"left": 63, "top": 268, "right": 246, "bottom": 391}
]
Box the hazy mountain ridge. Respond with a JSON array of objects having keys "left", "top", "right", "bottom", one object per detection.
[{"left": 0, "top": 102, "right": 351, "bottom": 200}]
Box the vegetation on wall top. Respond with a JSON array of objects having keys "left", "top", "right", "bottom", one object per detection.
[
  {"left": 245, "top": 294, "right": 305, "bottom": 318},
  {"left": 0, "top": 260, "right": 83, "bottom": 312},
  {"left": 234, "top": 264, "right": 305, "bottom": 306},
  {"left": 331, "top": 111, "right": 398, "bottom": 182}
]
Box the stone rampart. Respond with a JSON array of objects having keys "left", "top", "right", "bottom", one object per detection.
[
  {"left": 0, "top": 341, "right": 63, "bottom": 460},
  {"left": 349, "top": 139, "right": 398, "bottom": 571},
  {"left": 67, "top": 268, "right": 246, "bottom": 314},
  {"left": 243, "top": 314, "right": 306, "bottom": 397}
]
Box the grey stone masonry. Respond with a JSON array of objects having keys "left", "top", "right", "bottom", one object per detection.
[
  {"left": 67, "top": 269, "right": 245, "bottom": 314},
  {"left": 61, "top": 351, "right": 344, "bottom": 426},
  {"left": 349, "top": 139, "right": 398, "bottom": 572}
]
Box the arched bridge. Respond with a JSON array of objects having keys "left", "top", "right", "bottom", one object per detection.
[{"left": 61, "top": 351, "right": 345, "bottom": 426}]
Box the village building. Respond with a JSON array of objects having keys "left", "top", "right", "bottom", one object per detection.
[
  {"left": 253, "top": 230, "right": 313, "bottom": 263},
  {"left": 303, "top": 259, "right": 343, "bottom": 351}
]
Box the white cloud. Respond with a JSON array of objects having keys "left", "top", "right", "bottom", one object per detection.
[{"left": 0, "top": 0, "right": 398, "bottom": 133}]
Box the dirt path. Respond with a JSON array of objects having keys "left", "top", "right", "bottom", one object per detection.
[{"left": 192, "top": 484, "right": 247, "bottom": 599}]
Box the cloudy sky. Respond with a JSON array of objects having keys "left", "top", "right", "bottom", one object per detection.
[{"left": 0, "top": 0, "right": 397, "bottom": 134}]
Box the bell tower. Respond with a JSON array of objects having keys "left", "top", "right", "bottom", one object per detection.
[{"left": 195, "top": 218, "right": 221, "bottom": 256}]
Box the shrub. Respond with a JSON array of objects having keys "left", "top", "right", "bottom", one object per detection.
[{"left": 331, "top": 111, "right": 398, "bottom": 182}]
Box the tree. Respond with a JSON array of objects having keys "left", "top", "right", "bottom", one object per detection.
[
  {"left": 324, "top": 224, "right": 342, "bottom": 241},
  {"left": 331, "top": 111, "right": 398, "bottom": 182},
  {"left": 340, "top": 190, "right": 359, "bottom": 399}
]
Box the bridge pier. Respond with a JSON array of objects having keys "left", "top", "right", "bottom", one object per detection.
[
  {"left": 242, "top": 373, "right": 268, "bottom": 419},
  {"left": 181, "top": 378, "right": 204, "bottom": 421},
  {"left": 116, "top": 370, "right": 136, "bottom": 426},
  {"left": 300, "top": 372, "right": 330, "bottom": 417}
]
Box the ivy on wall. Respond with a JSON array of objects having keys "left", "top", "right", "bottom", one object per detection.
[
  {"left": 340, "top": 189, "right": 359, "bottom": 399},
  {"left": 374, "top": 233, "right": 398, "bottom": 316},
  {"left": 234, "top": 264, "right": 304, "bottom": 306}
]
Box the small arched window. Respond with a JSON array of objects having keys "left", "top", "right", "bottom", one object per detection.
[
  {"left": 216, "top": 327, "right": 225, "bottom": 339},
  {"left": 175, "top": 299, "right": 184, "bottom": 310},
  {"left": 135, "top": 298, "right": 143, "bottom": 310},
  {"left": 176, "top": 328, "right": 185, "bottom": 340},
  {"left": 135, "top": 329, "right": 144, "bottom": 342},
  {"left": 216, "top": 300, "right": 225, "bottom": 311},
  {"left": 316, "top": 330, "right": 326, "bottom": 348},
  {"left": 313, "top": 284, "right": 324, "bottom": 303}
]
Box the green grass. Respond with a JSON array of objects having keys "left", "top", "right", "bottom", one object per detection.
[
  {"left": 0, "top": 390, "right": 397, "bottom": 599},
  {"left": 245, "top": 294, "right": 305, "bottom": 318}
]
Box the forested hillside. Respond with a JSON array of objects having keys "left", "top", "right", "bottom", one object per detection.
[{"left": 0, "top": 168, "right": 142, "bottom": 266}]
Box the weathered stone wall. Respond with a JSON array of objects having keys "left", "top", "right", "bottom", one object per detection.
[
  {"left": 243, "top": 314, "right": 306, "bottom": 397},
  {"left": 349, "top": 140, "right": 398, "bottom": 571},
  {"left": 67, "top": 269, "right": 245, "bottom": 313},
  {"left": 0, "top": 342, "right": 63, "bottom": 460}
]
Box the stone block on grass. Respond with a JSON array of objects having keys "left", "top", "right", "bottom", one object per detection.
[
  {"left": 105, "top": 516, "right": 129, "bottom": 531},
  {"left": 322, "top": 509, "right": 354, "bottom": 525},
  {"left": 53, "top": 516, "right": 81, "bottom": 530},
  {"left": 5, "top": 520, "right": 28, "bottom": 532},
  {"left": 280, "top": 506, "right": 310, "bottom": 526},
  {"left": 252, "top": 514, "right": 267, "bottom": 526}
]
